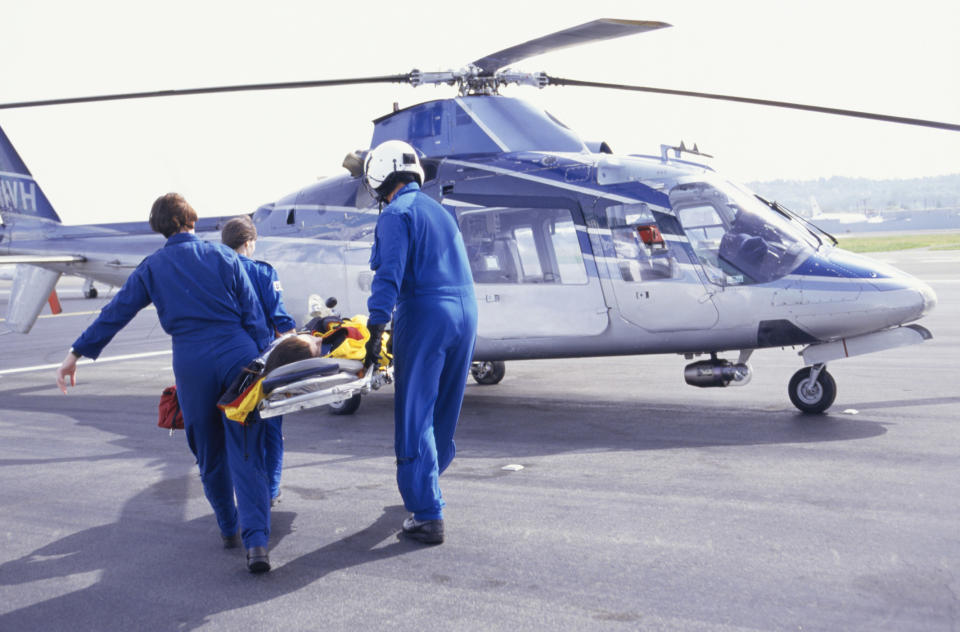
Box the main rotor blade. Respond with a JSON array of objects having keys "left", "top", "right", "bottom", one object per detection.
[
  {"left": 0, "top": 74, "right": 412, "bottom": 110},
  {"left": 546, "top": 76, "right": 960, "bottom": 132},
  {"left": 472, "top": 19, "right": 671, "bottom": 75}
]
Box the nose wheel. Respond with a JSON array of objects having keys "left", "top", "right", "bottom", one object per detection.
[{"left": 788, "top": 364, "right": 837, "bottom": 414}]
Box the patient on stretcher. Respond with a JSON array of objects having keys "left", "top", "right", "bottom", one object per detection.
[
  {"left": 219, "top": 317, "right": 387, "bottom": 422},
  {"left": 264, "top": 334, "right": 322, "bottom": 374},
  {"left": 257, "top": 335, "right": 364, "bottom": 398}
]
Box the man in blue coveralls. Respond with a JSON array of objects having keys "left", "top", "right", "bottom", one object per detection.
[
  {"left": 362, "top": 140, "right": 479, "bottom": 544},
  {"left": 221, "top": 216, "right": 296, "bottom": 506},
  {"left": 56, "top": 193, "right": 276, "bottom": 573}
]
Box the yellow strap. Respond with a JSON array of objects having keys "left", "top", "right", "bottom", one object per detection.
[{"left": 222, "top": 379, "right": 265, "bottom": 423}]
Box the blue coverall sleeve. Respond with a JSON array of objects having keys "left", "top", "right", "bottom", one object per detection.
[
  {"left": 367, "top": 211, "right": 410, "bottom": 326},
  {"left": 232, "top": 257, "right": 273, "bottom": 351},
  {"left": 260, "top": 264, "right": 297, "bottom": 333},
  {"left": 72, "top": 262, "right": 152, "bottom": 359}
]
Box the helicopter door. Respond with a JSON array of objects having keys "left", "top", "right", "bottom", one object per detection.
[
  {"left": 592, "top": 201, "right": 718, "bottom": 332},
  {"left": 451, "top": 200, "right": 608, "bottom": 339}
]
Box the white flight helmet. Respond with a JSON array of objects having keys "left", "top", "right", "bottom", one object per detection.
[{"left": 363, "top": 140, "right": 425, "bottom": 196}]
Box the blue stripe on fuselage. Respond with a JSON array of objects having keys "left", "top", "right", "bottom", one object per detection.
[{"left": 791, "top": 249, "right": 918, "bottom": 290}]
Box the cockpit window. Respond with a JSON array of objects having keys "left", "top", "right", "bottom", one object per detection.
[{"left": 670, "top": 178, "right": 816, "bottom": 285}]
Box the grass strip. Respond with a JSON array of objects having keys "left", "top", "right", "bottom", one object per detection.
[{"left": 835, "top": 232, "right": 960, "bottom": 253}]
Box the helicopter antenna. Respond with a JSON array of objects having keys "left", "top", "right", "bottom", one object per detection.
[{"left": 661, "top": 141, "right": 714, "bottom": 162}]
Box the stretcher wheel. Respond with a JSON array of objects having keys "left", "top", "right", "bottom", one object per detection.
[
  {"left": 471, "top": 361, "right": 505, "bottom": 385},
  {"left": 328, "top": 393, "right": 362, "bottom": 415}
]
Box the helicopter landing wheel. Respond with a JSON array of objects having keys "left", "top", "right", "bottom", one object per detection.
[
  {"left": 471, "top": 361, "right": 505, "bottom": 385},
  {"left": 788, "top": 366, "right": 837, "bottom": 414},
  {"left": 328, "top": 393, "right": 362, "bottom": 416}
]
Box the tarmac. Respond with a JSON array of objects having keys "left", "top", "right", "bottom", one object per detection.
[{"left": 1, "top": 249, "right": 958, "bottom": 631}]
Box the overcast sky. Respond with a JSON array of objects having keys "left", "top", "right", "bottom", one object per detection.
[{"left": 2, "top": 0, "right": 958, "bottom": 224}]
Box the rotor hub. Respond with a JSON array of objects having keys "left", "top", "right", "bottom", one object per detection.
[{"left": 409, "top": 67, "right": 547, "bottom": 96}]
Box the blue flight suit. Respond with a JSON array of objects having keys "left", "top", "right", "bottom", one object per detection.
[
  {"left": 72, "top": 232, "right": 274, "bottom": 548},
  {"left": 368, "top": 182, "right": 478, "bottom": 521},
  {"left": 239, "top": 256, "right": 296, "bottom": 501}
]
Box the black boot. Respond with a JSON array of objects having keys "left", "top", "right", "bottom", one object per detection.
[
  {"left": 401, "top": 516, "right": 444, "bottom": 544},
  {"left": 221, "top": 532, "right": 241, "bottom": 549},
  {"left": 246, "top": 546, "right": 271, "bottom": 573}
]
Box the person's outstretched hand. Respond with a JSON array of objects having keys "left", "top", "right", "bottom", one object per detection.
[{"left": 56, "top": 351, "right": 79, "bottom": 394}]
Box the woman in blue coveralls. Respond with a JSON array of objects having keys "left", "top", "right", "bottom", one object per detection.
[
  {"left": 221, "top": 216, "right": 296, "bottom": 506},
  {"left": 362, "top": 140, "right": 479, "bottom": 545},
  {"left": 55, "top": 193, "right": 276, "bottom": 573}
]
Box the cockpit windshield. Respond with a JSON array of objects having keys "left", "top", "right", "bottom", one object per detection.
[{"left": 668, "top": 176, "right": 818, "bottom": 285}]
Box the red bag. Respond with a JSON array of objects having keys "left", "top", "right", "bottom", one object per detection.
[{"left": 159, "top": 385, "right": 185, "bottom": 433}]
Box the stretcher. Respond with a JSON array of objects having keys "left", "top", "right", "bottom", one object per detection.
[{"left": 257, "top": 358, "right": 392, "bottom": 418}]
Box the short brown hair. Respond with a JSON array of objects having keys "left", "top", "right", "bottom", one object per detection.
[
  {"left": 264, "top": 336, "right": 314, "bottom": 374},
  {"left": 221, "top": 216, "right": 258, "bottom": 251},
  {"left": 149, "top": 193, "right": 198, "bottom": 238}
]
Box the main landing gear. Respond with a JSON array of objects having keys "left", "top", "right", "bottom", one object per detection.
[
  {"left": 471, "top": 361, "right": 505, "bottom": 385},
  {"left": 788, "top": 364, "right": 837, "bottom": 414},
  {"left": 328, "top": 393, "right": 362, "bottom": 416}
]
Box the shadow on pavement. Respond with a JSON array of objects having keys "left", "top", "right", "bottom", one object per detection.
[{"left": 0, "top": 477, "right": 412, "bottom": 631}]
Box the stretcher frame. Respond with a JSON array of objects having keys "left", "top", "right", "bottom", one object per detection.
[{"left": 257, "top": 360, "right": 392, "bottom": 418}]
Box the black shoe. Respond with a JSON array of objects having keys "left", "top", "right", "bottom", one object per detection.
[
  {"left": 246, "top": 546, "right": 271, "bottom": 573},
  {"left": 222, "top": 532, "right": 241, "bottom": 549},
  {"left": 401, "top": 516, "right": 444, "bottom": 544}
]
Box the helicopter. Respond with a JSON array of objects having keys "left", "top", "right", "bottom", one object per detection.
[{"left": 0, "top": 18, "right": 950, "bottom": 414}]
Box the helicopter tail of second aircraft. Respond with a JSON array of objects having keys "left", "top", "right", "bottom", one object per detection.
[{"left": 0, "top": 124, "right": 62, "bottom": 223}]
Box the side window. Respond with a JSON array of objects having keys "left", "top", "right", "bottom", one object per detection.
[
  {"left": 676, "top": 203, "right": 745, "bottom": 286},
  {"left": 514, "top": 227, "right": 543, "bottom": 279},
  {"left": 409, "top": 102, "right": 444, "bottom": 139},
  {"left": 603, "top": 203, "right": 673, "bottom": 282},
  {"left": 551, "top": 218, "right": 587, "bottom": 284},
  {"left": 455, "top": 206, "right": 587, "bottom": 284}
]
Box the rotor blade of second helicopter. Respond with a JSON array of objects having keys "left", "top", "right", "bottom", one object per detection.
[
  {"left": 471, "top": 19, "right": 671, "bottom": 75},
  {"left": 546, "top": 76, "right": 960, "bottom": 132},
  {"left": 0, "top": 74, "right": 412, "bottom": 110}
]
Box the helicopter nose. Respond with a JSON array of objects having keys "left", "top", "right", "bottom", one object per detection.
[
  {"left": 821, "top": 248, "right": 937, "bottom": 327},
  {"left": 864, "top": 273, "right": 936, "bottom": 328}
]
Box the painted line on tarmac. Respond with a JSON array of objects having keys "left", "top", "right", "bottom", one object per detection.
[
  {"left": 0, "top": 309, "right": 102, "bottom": 322},
  {"left": 0, "top": 306, "right": 155, "bottom": 323},
  {"left": 0, "top": 350, "right": 172, "bottom": 376}
]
